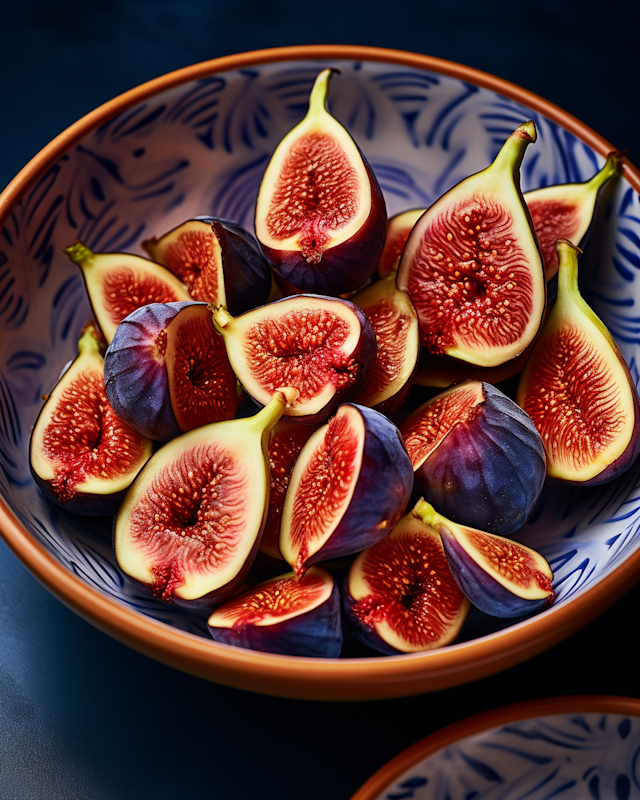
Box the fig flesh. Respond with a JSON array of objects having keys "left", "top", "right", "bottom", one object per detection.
[
  {"left": 400, "top": 379, "right": 546, "bottom": 535},
  {"left": 377, "top": 208, "right": 425, "bottom": 279},
  {"left": 142, "top": 217, "right": 272, "bottom": 314},
  {"left": 207, "top": 566, "right": 342, "bottom": 657},
  {"left": 104, "top": 302, "right": 189, "bottom": 441},
  {"left": 65, "top": 241, "right": 191, "bottom": 343},
  {"left": 414, "top": 499, "right": 554, "bottom": 618},
  {"left": 30, "top": 326, "right": 153, "bottom": 515},
  {"left": 212, "top": 294, "right": 376, "bottom": 423},
  {"left": 524, "top": 150, "right": 624, "bottom": 281},
  {"left": 343, "top": 509, "right": 470, "bottom": 654},
  {"left": 165, "top": 302, "right": 239, "bottom": 432},
  {"left": 260, "top": 419, "right": 318, "bottom": 562},
  {"left": 255, "top": 68, "right": 387, "bottom": 295},
  {"left": 397, "top": 122, "right": 545, "bottom": 368},
  {"left": 114, "top": 387, "right": 298, "bottom": 611},
  {"left": 517, "top": 239, "right": 640, "bottom": 484},
  {"left": 352, "top": 271, "right": 420, "bottom": 414},
  {"left": 280, "top": 403, "right": 413, "bottom": 576}
]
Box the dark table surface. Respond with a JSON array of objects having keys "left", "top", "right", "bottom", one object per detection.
[{"left": 2, "top": 2, "right": 640, "bottom": 798}]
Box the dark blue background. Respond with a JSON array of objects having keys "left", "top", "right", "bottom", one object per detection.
[{"left": 2, "top": 2, "right": 639, "bottom": 798}]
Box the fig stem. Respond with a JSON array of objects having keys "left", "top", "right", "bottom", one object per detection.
[
  {"left": 210, "top": 305, "right": 233, "bottom": 334},
  {"left": 77, "top": 325, "right": 103, "bottom": 356},
  {"left": 307, "top": 68, "right": 336, "bottom": 117},
  {"left": 64, "top": 241, "right": 94, "bottom": 265},
  {"left": 247, "top": 387, "right": 299, "bottom": 435},
  {"left": 555, "top": 238, "right": 581, "bottom": 301},
  {"left": 412, "top": 498, "right": 443, "bottom": 529},
  {"left": 490, "top": 121, "right": 537, "bottom": 177},
  {"left": 587, "top": 149, "right": 626, "bottom": 191}
]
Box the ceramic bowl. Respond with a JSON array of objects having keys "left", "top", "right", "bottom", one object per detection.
[
  {"left": 350, "top": 696, "right": 640, "bottom": 799},
  {"left": 1, "top": 45, "right": 639, "bottom": 700}
]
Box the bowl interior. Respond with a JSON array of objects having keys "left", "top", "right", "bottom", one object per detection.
[
  {"left": 2, "top": 56, "right": 640, "bottom": 663},
  {"left": 360, "top": 706, "right": 640, "bottom": 799}
]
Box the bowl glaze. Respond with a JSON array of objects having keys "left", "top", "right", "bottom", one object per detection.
[{"left": 1, "top": 45, "right": 639, "bottom": 700}]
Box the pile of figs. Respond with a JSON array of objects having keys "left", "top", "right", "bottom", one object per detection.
[{"left": 29, "top": 68, "right": 640, "bottom": 659}]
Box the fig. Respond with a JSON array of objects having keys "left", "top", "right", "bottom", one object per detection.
[
  {"left": 211, "top": 294, "right": 376, "bottom": 424},
  {"left": 517, "top": 238, "right": 640, "bottom": 484},
  {"left": 378, "top": 208, "right": 425, "bottom": 279},
  {"left": 352, "top": 271, "right": 420, "bottom": 414},
  {"left": 260, "top": 419, "right": 318, "bottom": 562},
  {"left": 524, "top": 150, "right": 624, "bottom": 281},
  {"left": 414, "top": 499, "right": 554, "bottom": 618},
  {"left": 342, "top": 508, "right": 470, "bottom": 654},
  {"left": 279, "top": 403, "right": 414, "bottom": 576},
  {"left": 141, "top": 217, "right": 272, "bottom": 314},
  {"left": 399, "top": 379, "right": 546, "bottom": 535},
  {"left": 413, "top": 345, "right": 532, "bottom": 389},
  {"left": 65, "top": 241, "right": 191, "bottom": 343},
  {"left": 397, "top": 122, "right": 546, "bottom": 368},
  {"left": 114, "top": 387, "right": 298, "bottom": 612},
  {"left": 30, "top": 326, "right": 153, "bottom": 515},
  {"left": 207, "top": 566, "right": 342, "bottom": 657},
  {"left": 254, "top": 68, "right": 387, "bottom": 295},
  {"left": 104, "top": 302, "right": 188, "bottom": 441}
]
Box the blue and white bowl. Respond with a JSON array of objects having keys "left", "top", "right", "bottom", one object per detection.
[
  {"left": 1, "top": 46, "right": 639, "bottom": 699},
  {"left": 351, "top": 696, "right": 640, "bottom": 800}
]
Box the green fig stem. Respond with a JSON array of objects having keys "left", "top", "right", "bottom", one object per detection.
[
  {"left": 412, "top": 498, "right": 445, "bottom": 529},
  {"left": 64, "top": 241, "right": 94, "bottom": 265},
  {"left": 211, "top": 305, "right": 233, "bottom": 334},
  {"left": 246, "top": 387, "right": 300, "bottom": 436},
  {"left": 586, "top": 149, "right": 625, "bottom": 192},
  {"left": 77, "top": 325, "right": 103, "bottom": 356},
  {"left": 490, "top": 121, "right": 537, "bottom": 177},
  {"left": 307, "top": 68, "right": 338, "bottom": 118},
  {"left": 555, "top": 238, "right": 581, "bottom": 300}
]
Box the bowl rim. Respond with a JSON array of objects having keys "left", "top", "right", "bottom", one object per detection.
[
  {"left": 349, "top": 694, "right": 640, "bottom": 800},
  {"left": 1, "top": 44, "right": 640, "bottom": 701}
]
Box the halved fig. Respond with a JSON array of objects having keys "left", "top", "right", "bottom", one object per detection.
[
  {"left": 517, "top": 239, "right": 640, "bottom": 484},
  {"left": 104, "top": 302, "right": 189, "bottom": 441},
  {"left": 260, "top": 419, "right": 318, "bottom": 562},
  {"left": 397, "top": 122, "right": 545, "bottom": 368},
  {"left": 280, "top": 403, "right": 413, "bottom": 576},
  {"left": 352, "top": 271, "right": 420, "bottom": 414},
  {"left": 207, "top": 566, "right": 342, "bottom": 657},
  {"left": 524, "top": 150, "right": 624, "bottom": 281},
  {"left": 342, "top": 509, "right": 470, "bottom": 654},
  {"left": 65, "top": 241, "right": 191, "bottom": 343},
  {"left": 378, "top": 208, "right": 425, "bottom": 278},
  {"left": 254, "top": 68, "right": 387, "bottom": 295},
  {"left": 400, "top": 379, "right": 546, "bottom": 535},
  {"left": 212, "top": 294, "right": 376, "bottom": 423},
  {"left": 142, "top": 217, "right": 272, "bottom": 314},
  {"left": 114, "top": 387, "right": 298, "bottom": 611},
  {"left": 414, "top": 499, "right": 554, "bottom": 618},
  {"left": 30, "top": 326, "right": 153, "bottom": 515},
  {"left": 165, "top": 302, "right": 239, "bottom": 432}
]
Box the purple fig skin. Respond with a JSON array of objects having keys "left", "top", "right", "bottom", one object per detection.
[
  {"left": 439, "top": 529, "right": 550, "bottom": 618},
  {"left": 208, "top": 578, "right": 343, "bottom": 657},
  {"left": 31, "top": 471, "right": 129, "bottom": 516},
  {"left": 412, "top": 382, "right": 546, "bottom": 536},
  {"left": 104, "top": 302, "right": 192, "bottom": 441},
  {"left": 220, "top": 294, "right": 378, "bottom": 425},
  {"left": 196, "top": 216, "right": 272, "bottom": 315},
  {"left": 260, "top": 160, "right": 387, "bottom": 296},
  {"left": 285, "top": 405, "right": 414, "bottom": 571}
]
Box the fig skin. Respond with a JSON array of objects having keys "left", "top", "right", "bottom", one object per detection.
[
  {"left": 377, "top": 208, "right": 425, "bottom": 279},
  {"left": 342, "top": 509, "right": 470, "bottom": 654},
  {"left": 280, "top": 403, "right": 414, "bottom": 576},
  {"left": 212, "top": 293, "right": 377, "bottom": 425},
  {"left": 517, "top": 238, "right": 640, "bottom": 485},
  {"left": 104, "top": 302, "right": 190, "bottom": 441},
  {"left": 30, "top": 326, "right": 153, "bottom": 515},
  {"left": 400, "top": 379, "right": 546, "bottom": 535},
  {"left": 414, "top": 500, "right": 554, "bottom": 619},
  {"left": 114, "top": 388, "right": 298, "bottom": 613},
  {"left": 255, "top": 69, "right": 387, "bottom": 296},
  {"left": 142, "top": 217, "right": 272, "bottom": 315},
  {"left": 207, "top": 567, "right": 342, "bottom": 657}
]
